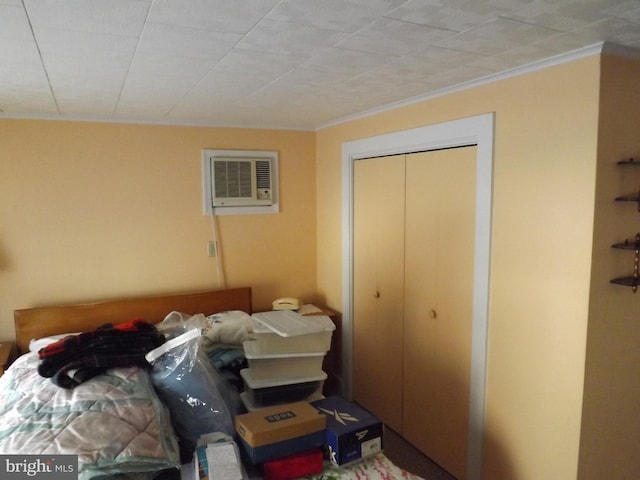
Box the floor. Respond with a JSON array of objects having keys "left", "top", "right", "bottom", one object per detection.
[{"left": 383, "top": 426, "right": 457, "bottom": 480}]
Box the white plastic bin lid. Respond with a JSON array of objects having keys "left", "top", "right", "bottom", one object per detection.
[
  {"left": 240, "top": 368, "right": 327, "bottom": 389},
  {"left": 243, "top": 341, "right": 326, "bottom": 358},
  {"left": 251, "top": 311, "right": 335, "bottom": 337},
  {"left": 145, "top": 328, "right": 200, "bottom": 363}
]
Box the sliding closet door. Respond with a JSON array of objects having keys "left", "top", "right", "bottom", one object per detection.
[
  {"left": 403, "top": 147, "right": 476, "bottom": 480},
  {"left": 353, "top": 154, "right": 405, "bottom": 433}
]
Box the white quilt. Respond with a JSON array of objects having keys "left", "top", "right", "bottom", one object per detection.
[
  {"left": 307, "top": 454, "right": 425, "bottom": 480},
  {"left": 0, "top": 353, "right": 180, "bottom": 480}
]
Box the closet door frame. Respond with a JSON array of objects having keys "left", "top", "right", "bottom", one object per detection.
[{"left": 341, "top": 113, "right": 494, "bottom": 480}]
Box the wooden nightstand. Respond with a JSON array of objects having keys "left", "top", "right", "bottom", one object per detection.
[
  {"left": 0, "top": 342, "right": 16, "bottom": 376},
  {"left": 300, "top": 306, "right": 340, "bottom": 395}
]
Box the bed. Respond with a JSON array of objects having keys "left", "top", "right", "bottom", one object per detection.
[{"left": 2, "top": 287, "right": 423, "bottom": 480}]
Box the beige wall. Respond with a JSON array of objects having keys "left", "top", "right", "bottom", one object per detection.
[
  {"left": 0, "top": 120, "right": 317, "bottom": 341},
  {"left": 578, "top": 54, "right": 640, "bottom": 480},
  {"left": 316, "top": 56, "right": 601, "bottom": 479}
]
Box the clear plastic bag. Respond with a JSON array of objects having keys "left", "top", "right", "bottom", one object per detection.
[
  {"left": 146, "top": 328, "right": 235, "bottom": 461},
  {"left": 155, "top": 311, "right": 209, "bottom": 338}
]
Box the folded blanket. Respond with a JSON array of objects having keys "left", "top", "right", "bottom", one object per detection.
[
  {"left": 0, "top": 353, "right": 180, "bottom": 480},
  {"left": 38, "top": 319, "right": 165, "bottom": 388}
]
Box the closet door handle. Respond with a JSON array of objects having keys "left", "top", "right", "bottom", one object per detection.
[
  {"left": 429, "top": 309, "right": 437, "bottom": 319},
  {"left": 373, "top": 291, "right": 381, "bottom": 299}
]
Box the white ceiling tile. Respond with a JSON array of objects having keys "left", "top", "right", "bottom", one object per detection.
[
  {"left": 176, "top": 70, "right": 269, "bottom": 106},
  {"left": 383, "top": 47, "right": 489, "bottom": 79},
  {"left": 127, "top": 52, "right": 217, "bottom": 81},
  {"left": 234, "top": 89, "right": 295, "bottom": 111},
  {"left": 275, "top": 67, "right": 357, "bottom": 90},
  {"left": 0, "top": 36, "right": 42, "bottom": 64},
  {"left": 170, "top": 97, "right": 237, "bottom": 120},
  {"left": 602, "top": 0, "right": 640, "bottom": 17},
  {"left": 434, "top": 17, "right": 558, "bottom": 55},
  {"left": 571, "top": 16, "right": 640, "bottom": 45},
  {"left": 231, "top": 94, "right": 329, "bottom": 128},
  {"left": 0, "top": 5, "right": 42, "bottom": 64},
  {"left": 0, "top": 84, "right": 52, "bottom": 113},
  {"left": 493, "top": 44, "right": 561, "bottom": 68},
  {"left": 506, "top": 0, "right": 639, "bottom": 31},
  {"left": 386, "top": 0, "right": 512, "bottom": 32},
  {"left": 212, "top": 49, "right": 306, "bottom": 77},
  {"left": 148, "top": 0, "right": 280, "bottom": 32},
  {"left": 340, "top": 68, "right": 433, "bottom": 97},
  {"left": 336, "top": 17, "right": 455, "bottom": 56},
  {"left": 266, "top": 0, "right": 394, "bottom": 32},
  {"left": 0, "top": 29, "right": 52, "bottom": 113},
  {"left": 23, "top": 0, "right": 150, "bottom": 36},
  {"left": 533, "top": 16, "right": 640, "bottom": 54},
  {"left": 115, "top": 96, "right": 184, "bottom": 118},
  {"left": 33, "top": 27, "right": 138, "bottom": 62},
  {"left": 54, "top": 90, "right": 120, "bottom": 116},
  {"left": 235, "top": 19, "right": 350, "bottom": 56},
  {"left": 42, "top": 55, "right": 125, "bottom": 115},
  {"left": 424, "top": 64, "right": 495, "bottom": 89},
  {"left": 138, "top": 22, "right": 241, "bottom": 60},
  {"left": 463, "top": 55, "right": 522, "bottom": 76},
  {"left": 0, "top": 4, "right": 34, "bottom": 40},
  {"left": 52, "top": 81, "right": 120, "bottom": 105},
  {"left": 0, "top": 60, "right": 47, "bottom": 85},
  {"left": 0, "top": 93, "right": 58, "bottom": 114},
  {"left": 619, "top": 6, "right": 640, "bottom": 23},
  {"left": 119, "top": 77, "right": 205, "bottom": 119},
  {"left": 57, "top": 97, "right": 119, "bottom": 116},
  {"left": 119, "top": 81, "right": 189, "bottom": 99},
  {"left": 299, "top": 47, "right": 395, "bottom": 75},
  {"left": 48, "top": 58, "right": 126, "bottom": 94},
  {"left": 531, "top": 31, "right": 602, "bottom": 54}
]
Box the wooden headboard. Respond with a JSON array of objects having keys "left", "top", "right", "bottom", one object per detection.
[{"left": 14, "top": 287, "right": 252, "bottom": 354}]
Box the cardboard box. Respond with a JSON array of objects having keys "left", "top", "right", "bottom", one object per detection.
[
  {"left": 234, "top": 401, "right": 326, "bottom": 464},
  {"left": 311, "top": 396, "right": 384, "bottom": 466}
]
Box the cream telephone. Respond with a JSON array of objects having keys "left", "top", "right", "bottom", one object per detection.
[{"left": 272, "top": 297, "right": 302, "bottom": 311}]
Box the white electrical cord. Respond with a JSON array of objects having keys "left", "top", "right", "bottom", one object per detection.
[{"left": 210, "top": 213, "right": 227, "bottom": 289}]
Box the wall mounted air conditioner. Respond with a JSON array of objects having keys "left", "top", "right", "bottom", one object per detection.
[{"left": 202, "top": 149, "right": 279, "bottom": 215}]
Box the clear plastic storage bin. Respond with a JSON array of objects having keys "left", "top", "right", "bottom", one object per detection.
[
  {"left": 240, "top": 390, "right": 325, "bottom": 412},
  {"left": 243, "top": 341, "right": 326, "bottom": 380},
  {"left": 251, "top": 311, "right": 335, "bottom": 354},
  {"left": 240, "top": 368, "right": 327, "bottom": 408}
]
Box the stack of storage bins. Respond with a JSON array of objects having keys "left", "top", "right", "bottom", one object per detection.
[{"left": 240, "top": 310, "right": 335, "bottom": 411}]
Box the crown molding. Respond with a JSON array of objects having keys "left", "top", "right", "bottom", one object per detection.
[{"left": 317, "top": 41, "right": 639, "bottom": 131}]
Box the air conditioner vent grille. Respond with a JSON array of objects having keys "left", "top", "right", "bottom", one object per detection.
[
  {"left": 255, "top": 160, "right": 271, "bottom": 190},
  {"left": 214, "top": 160, "right": 252, "bottom": 198}
]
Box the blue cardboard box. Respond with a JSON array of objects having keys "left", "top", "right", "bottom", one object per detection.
[{"left": 311, "top": 396, "right": 383, "bottom": 466}]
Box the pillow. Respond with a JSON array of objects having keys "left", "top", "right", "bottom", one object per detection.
[
  {"left": 29, "top": 333, "right": 79, "bottom": 352},
  {"left": 203, "top": 310, "right": 253, "bottom": 346}
]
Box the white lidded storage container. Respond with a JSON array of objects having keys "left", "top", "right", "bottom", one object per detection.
[
  {"left": 251, "top": 311, "right": 335, "bottom": 353},
  {"left": 240, "top": 368, "right": 327, "bottom": 408},
  {"left": 243, "top": 340, "right": 326, "bottom": 380}
]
